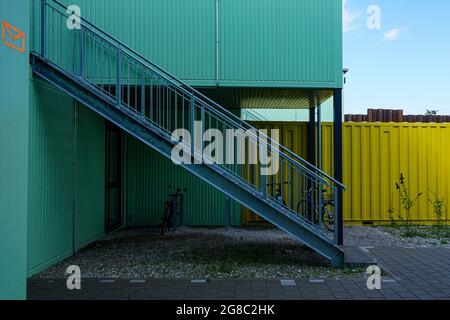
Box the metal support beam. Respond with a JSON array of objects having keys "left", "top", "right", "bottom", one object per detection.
[
  {"left": 141, "top": 69, "right": 145, "bottom": 115},
  {"left": 116, "top": 46, "right": 121, "bottom": 106},
  {"left": 190, "top": 96, "right": 195, "bottom": 159},
  {"left": 308, "top": 93, "right": 316, "bottom": 222},
  {"left": 317, "top": 93, "right": 322, "bottom": 225},
  {"left": 333, "top": 89, "right": 344, "bottom": 246},
  {"left": 308, "top": 94, "right": 316, "bottom": 166},
  {"left": 80, "top": 29, "right": 85, "bottom": 77},
  {"left": 317, "top": 93, "right": 322, "bottom": 172}
]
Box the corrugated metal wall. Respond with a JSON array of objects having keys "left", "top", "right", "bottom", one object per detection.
[
  {"left": 245, "top": 122, "right": 450, "bottom": 225},
  {"left": 34, "top": 0, "right": 342, "bottom": 88},
  {"left": 0, "top": 0, "right": 31, "bottom": 299},
  {"left": 27, "top": 80, "right": 75, "bottom": 276},
  {"left": 27, "top": 79, "right": 106, "bottom": 276},
  {"left": 344, "top": 123, "right": 450, "bottom": 225},
  {"left": 242, "top": 123, "right": 309, "bottom": 224},
  {"left": 75, "top": 105, "right": 106, "bottom": 249},
  {"left": 220, "top": 0, "right": 342, "bottom": 88},
  {"left": 125, "top": 135, "right": 241, "bottom": 226},
  {"left": 47, "top": 0, "right": 216, "bottom": 84}
]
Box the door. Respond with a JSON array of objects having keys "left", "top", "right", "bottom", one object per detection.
[{"left": 105, "top": 122, "right": 122, "bottom": 232}]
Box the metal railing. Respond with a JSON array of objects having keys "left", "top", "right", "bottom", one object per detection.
[
  {"left": 35, "top": 0, "right": 344, "bottom": 243},
  {"left": 241, "top": 109, "right": 269, "bottom": 122}
]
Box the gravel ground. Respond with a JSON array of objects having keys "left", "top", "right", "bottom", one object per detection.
[
  {"left": 34, "top": 227, "right": 363, "bottom": 280},
  {"left": 344, "top": 226, "right": 450, "bottom": 248},
  {"left": 34, "top": 225, "right": 449, "bottom": 280}
]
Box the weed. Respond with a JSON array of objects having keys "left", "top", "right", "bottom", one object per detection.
[
  {"left": 428, "top": 190, "right": 447, "bottom": 239},
  {"left": 400, "top": 229, "right": 424, "bottom": 238},
  {"left": 387, "top": 192, "right": 396, "bottom": 227},
  {"left": 342, "top": 267, "right": 365, "bottom": 275},
  {"left": 395, "top": 173, "right": 422, "bottom": 234}
]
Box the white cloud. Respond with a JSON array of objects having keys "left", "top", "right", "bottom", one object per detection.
[
  {"left": 383, "top": 27, "right": 407, "bottom": 41},
  {"left": 343, "top": 0, "right": 360, "bottom": 32}
]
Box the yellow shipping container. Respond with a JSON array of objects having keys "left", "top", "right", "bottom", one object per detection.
[{"left": 243, "top": 122, "right": 450, "bottom": 226}]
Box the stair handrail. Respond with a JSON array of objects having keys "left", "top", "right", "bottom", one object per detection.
[
  {"left": 45, "top": 0, "right": 344, "bottom": 190},
  {"left": 242, "top": 109, "right": 270, "bottom": 122}
]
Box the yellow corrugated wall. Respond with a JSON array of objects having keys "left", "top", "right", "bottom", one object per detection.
[
  {"left": 242, "top": 122, "right": 309, "bottom": 224},
  {"left": 243, "top": 122, "right": 450, "bottom": 225},
  {"left": 343, "top": 122, "right": 450, "bottom": 225}
]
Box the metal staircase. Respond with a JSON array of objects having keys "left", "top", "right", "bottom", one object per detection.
[{"left": 31, "top": 0, "right": 345, "bottom": 266}]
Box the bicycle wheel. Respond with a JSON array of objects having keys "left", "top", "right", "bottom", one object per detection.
[
  {"left": 160, "top": 202, "right": 171, "bottom": 235},
  {"left": 321, "top": 203, "right": 335, "bottom": 232}
]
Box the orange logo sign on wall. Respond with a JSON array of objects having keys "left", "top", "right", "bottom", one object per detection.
[{"left": 2, "top": 21, "right": 25, "bottom": 53}]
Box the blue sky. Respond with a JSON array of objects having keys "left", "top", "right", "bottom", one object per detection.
[{"left": 343, "top": 0, "right": 450, "bottom": 115}]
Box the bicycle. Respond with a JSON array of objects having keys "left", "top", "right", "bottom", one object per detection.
[
  {"left": 160, "top": 185, "right": 187, "bottom": 235},
  {"left": 296, "top": 188, "right": 335, "bottom": 232},
  {"left": 260, "top": 181, "right": 335, "bottom": 232}
]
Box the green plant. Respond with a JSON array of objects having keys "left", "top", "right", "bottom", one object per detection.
[
  {"left": 395, "top": 173, "right": 422, "bottom": 235},
  {"left": 387, "top": 193, "right": 396, "bottom": 227},
  {"left": 428, "top": 190, "right": 447, "bottom": 239}
]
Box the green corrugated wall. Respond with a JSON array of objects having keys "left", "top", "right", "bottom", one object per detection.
[
  {"left": 125, "top": 135, "right": 241, "bottom": 226},
  {"left": 0, "top": 0, "right": 30, "bottom": 299},
  {"left": 75, "top": 106, "right": 106, "bottom": 249},
  {"left": 27, "top": 79, "right": 106, "bottom": 277},
  {"left": 220, "top": 0, "right": 342, "bottom": 88},
  {"left": 27, "top": 80, "right": 75, "bottom": 276},
  {"left": 36, "top": 0, "right": 343, "bottom": 88}
]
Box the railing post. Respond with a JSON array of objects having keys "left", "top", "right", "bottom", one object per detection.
[
  {"left": 80, "top": 29, "right": 84, "bottom": 77},
  {"left": 116, "top": 46, "right": 121, "bottom": 107},
  {"left": 280, "top": 159, "right": 284, "bottom": 200},
  {"left": 334, "top": 187, "right": 339, "bottom": 243},
  {"left": 141, "top": 69, "right": 145, "bottom": 116},
  {"left": 317, "top": 93, "right": 323, "bottom": 225},
  {"left": 308, "top": 96, "right": 316, "bottom": 223},
  {"left": 287, "top": 163, "right": 291, "bottom": 209},
  {"left": 190, "top": 95, "right": 195, "bottom": 159},
  {"left": 40, "top": 0, "right": 46, "bottom": 58},
  {"left": 200, "top": 106, "right": 205, "bottom": 157},
  {"left": 260, "top": 170, "right": 267, "bottom": 197}
]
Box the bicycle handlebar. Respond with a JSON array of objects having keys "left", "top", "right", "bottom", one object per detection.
[
  {"left": 303, "top": 188, "right": 330, "bottom": 194},
  {"left": 168, "top": 185, "right": 187, "bottom": 193}
]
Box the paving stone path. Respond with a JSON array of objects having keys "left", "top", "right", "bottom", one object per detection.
[{"left": 28, "top": 247, "right": 450, "bottom": 300}]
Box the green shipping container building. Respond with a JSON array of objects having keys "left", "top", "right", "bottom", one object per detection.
[
  {"left": 31, "top": 0, "right": 343, "bottom": 88},
  {"left": 0, "top": 0, "right": 344, "bottom": 299}
]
